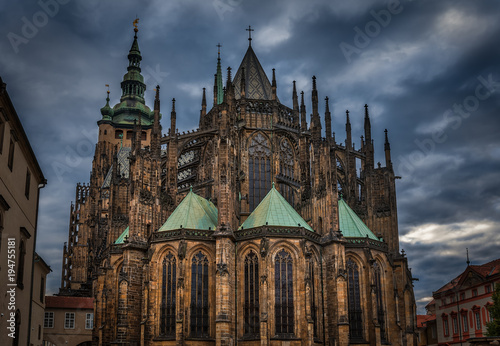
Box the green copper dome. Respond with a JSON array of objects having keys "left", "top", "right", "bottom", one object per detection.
[
  {"left": 240, "top": 185, "right": 314, "bottom": 231},
  {"left": 338, "top": 198, "right": 378, "bottom": 240},
  {"left": 159, "top": 189, "right": 218, "bottom": 231}
]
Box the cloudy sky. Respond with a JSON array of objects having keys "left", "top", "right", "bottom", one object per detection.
[{"left": 1, "top": 0, "right": 499, "bottom": 314}]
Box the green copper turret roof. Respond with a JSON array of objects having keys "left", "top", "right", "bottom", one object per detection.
[
  {"left": 158, "top": 189, "right": 218, "bottom": 231},
  {"left": 216, "top": 51, "right": 224, "bottom": 105},
  {"left": 240, "top": 185, "right": 314, "bottom": 231},
  {"left": 338, "top": 198, "right": 378, "bottom": 240},
  {"left": 115, "top": 226, "right": 129, "bottom": 244}
]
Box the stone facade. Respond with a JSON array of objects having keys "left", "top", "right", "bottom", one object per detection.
[{"left": 59, "top": 27, "right": 418, "bottom": 346}]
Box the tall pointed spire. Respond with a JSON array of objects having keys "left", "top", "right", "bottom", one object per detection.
[
  {"left": 271, "top": 68, "right": 277, "bottom": 101},
  {"left": 199, "top": 88, "right": 207, "bottom": 128},
  {"left": 300, "top": 91, "right": 307, "bottom": 131},
  {"left": 151, "top": 86, "right": 161, "bottom": 159},
  {"left": 292, "top": 81, "right": 299, "bottom": 126},
  {"left": 310, "top": 76, "right": 321, "bottom": 141},
  {"left": 364, "top": 104, "right": 371, "bottom": 144},
  {"left": 325, "top": 97, "right": 332, "bottom": 142},
  {"left": 215, "top": 43, "right": 224, "bottom": 105},
  {"left": 384, "top": 129, "right": 392, "bottom": 168},
  {"left": 346, "top": 110, "right": 352, "bottom": 148},
  {"left": 170, "top": 98, "right": 176, "bottom": 136}
]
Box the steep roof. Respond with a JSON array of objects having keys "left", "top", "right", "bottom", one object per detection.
[
  {"left": 102, "top": 147, "right": 131, "bottom": 188},
  {"left": 114, "top": 226, "right": 129, "bottom": 244},
  {"left": 240, "top": 185, "right": 314, "bottom": 232},
  {"left": 233, "top": 45, "right": 275, "bottom": 101},
  {"left": 338, "top": 198, "right": 378, "bottom": 240},
  {"left": 417, "top": 314, "right": 436, "bottom": 328},
  {"left": 158, "top": 189, "right": 218, "bottom": 231},
  {"left": 46, "top": 296, "right": 93, "bottom": 309}
]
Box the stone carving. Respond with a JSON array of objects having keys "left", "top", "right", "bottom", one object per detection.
[
  {"left": 259, "top": 237, "right": 269, "bottom": 257},
  {"left": 178, "top": 240, "right": 187, "bottom": 260}
]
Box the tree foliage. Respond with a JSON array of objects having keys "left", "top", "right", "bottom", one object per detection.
[{"left": 486, "top": 283, "right": 500, "bottom": 337}]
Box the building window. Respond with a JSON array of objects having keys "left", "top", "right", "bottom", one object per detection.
[
  {"left": 85, "top": 313, "right": 93, "bottom": 329},
  {"left": 8, "top": 137, "right": 15, "bottom": 171},
  {"left": 275, "top": 249, "right": 294, "bottom": 336},
  {"left": 44, "top": 312, "right": 54, "bottom": 328},
  {"left": 244, "top": 251, "right": 259, "bottom": 337},
  {"left": 160, "top": 252, "right": 176, "bottom": 337},
  {"left": 17, "top": 240, "right": 25, "bottom": 289},
  {"left": 374, "top": 262, "right": 386, "bottom": 342},
  {"left": 452, "top": 316, "right": 458, "bottom": 334},
  {"left": 65, "top": 312, "right": 75, "bottom": 329},
  {"left": 248, "top": 133, "right": 271, "bottom": 211},
  {"left": 347, "top": 258, "right": 363, "bottom": 341},
  {"left": 40, "top": 277, "right": 44, "bottom": 303},
  {"left": 442, "top": 298, "right": 446, "bottom": 306},
  {"left": 462, "top": 314, "right": 468, "bottom": 332},
  {"left": 308, "top": 259, "right": 318, "bottom": 338},
  {"left": 25, "top": 169, "right": 31, "bottom": 199},
  {"left": 279, "top": 139, "right": 295, "bottom": 207},
  {"left": 475, "top": 312, "right": 481, "bottom": 329},
  {"left": 485, "top": 285, "right": 491, "bottom": 293},
  {"left": 190, "top": 251, "right": 209, "bottom": 338},
  {"left": 460, "top": 292, "right": 465, "bottom": 300},
  {"left": 473, "top": 289, "right": 478, "bottom": 297},
  {"left": 443, "top": 316, "right": 449, "bottom": 336}
]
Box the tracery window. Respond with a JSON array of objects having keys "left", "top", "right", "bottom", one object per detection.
[
  {"left": 244, "top": 251, "right": 260, "bottom": 337},
  {"left": 190, "top": 251, "right": 209, "bottom": 337},
  {"left": 249, "top": 134, "right": 271, "bottom": 211},
  {"left": 347, "top": 258, "right": 363, "bottom": 341},
  {"left": 308, "top": 259, "right": 318, "bottom": 337},
  {"left": 279, "top": 139, "right": 295, "bottom": 206},
  {"left": 275, "top": 249, "right": 294, "bottom": 336},
  {"left": 160, "top": 252, "right": 176, "bottom": 337},
  {"left": 374, "top": 262, "right": 386, "bottom": 342}
]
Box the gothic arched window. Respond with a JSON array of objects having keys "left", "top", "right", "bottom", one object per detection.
[
  {"left": 374, "top": 262, "right": 386, "bottom": 342},
  {"left": 347, "top": 258, "right": 363, "bottom": 341},
  {"left": 279, "top": 139, "right": 295, "bottom": 207},
  {"left": 160, "top": 252, "right": 176, "bottom": 337},
  {"left": 308, "top": 259, "right": 318, "bottom": 338},
  {"left": 190, "top": 251, "right": 209, "bottom": 337},
  {"left": 275, "top": 249, "right": 294, "bottom": 336},
  {"left": 244, "top": 251, "right": 260, "bottom": 337},
  {"left": 248, "top": 133, "right": 271, "bottom": 211}
]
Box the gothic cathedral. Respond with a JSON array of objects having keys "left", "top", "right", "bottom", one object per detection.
[{"left": 60, "top": 25, "right": 418, "bottom": 346}]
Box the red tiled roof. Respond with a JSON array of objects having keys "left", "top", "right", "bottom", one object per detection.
[
  {"left": 417, "top": 314, "right": 436, "bottom": 328},
  {"left": 434, "top": 258, "right": 500, "bottom": 294},
  {"left": 45, "top": 296, "right": 93, "bottom": 309}
]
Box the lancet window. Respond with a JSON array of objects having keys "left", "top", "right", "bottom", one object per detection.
[
  {"left": 244, "top": 251, "right": 260, "bottom": 337},
  {"left": 347, "top": 258, "right": 363, "bottom": 340},
  {"left": 248, "top": 134, "right": 271, "bottom": 211},
  {"left": 275, "top": 249, "right": 294, "bottom": 336},
  {"left": 279, "top": 139, "right": 295, "bottom": 206},
  {"left": 160, "top": 252, "right": 176, "bottom": 337},
  {"left": 190, "top": 251, "right": 209, "bottom": 337},
  {"left": 374, "top": 262, "right": 386, "bottom": 342},
  {"left": 308, "top": 259, "right": 318, "bottom": 337}
]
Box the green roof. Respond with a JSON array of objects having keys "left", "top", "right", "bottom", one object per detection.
[
  {"left": 115, "top": 226, "right": 129, "bottom": 244},
  {"left": 158, "top": 189, "right": 218, "bottom": 231},
  {"left": 240, "top": 185, "right": 314, "bottom": 232},
  {"left": 338, "top": 198, "right": 378, "bottom": 240}
]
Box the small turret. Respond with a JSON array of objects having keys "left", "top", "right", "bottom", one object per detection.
[
  {"left": 100, "top": 87, "right": 113, "bottom": 120},
  {"left": 170, "top": 98, "right": 176, "bottom": 136},
  {"left": 225, "top": 66, "right": 234, "bottom": 102},
  {"left": 151, "top": 86, "right": 161, "bottom": 159},
  {"left": 199, "top": 87, "right": 207, "bottom": 128},
  {"left": 292, "top": 81, "right": 299, "bottom": 126},
  {"left": 271, "top": 68, "right": 277, "bottom": 101},
  {"left": 345, "top": 110, "right": 352, "bottom": 149},
  {"left": 364, "top": 104, "right": 371, "bottom": 144}
]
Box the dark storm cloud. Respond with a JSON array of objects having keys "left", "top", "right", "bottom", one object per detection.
[{"left": 1, "top": 0, "right": 499, "bottom": 313}]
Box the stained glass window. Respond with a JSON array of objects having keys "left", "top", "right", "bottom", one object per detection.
[
  {"left": 244, "top": 251, "right": 260, "bottom": 337},
  {"left": 347, "top": 258, "right": 363, "bottom": 340},
  {"left": 249, "top": 134, "right": 271, "bottom": 211},
  {"left": 190, "top": 251, "right": 209, "bottom": 337},
  {"left": 160, "top": 252, "right": 176, "bottom": 337},
  {"left": 275, "top": 249, "right": 294, "bottom": 336}
]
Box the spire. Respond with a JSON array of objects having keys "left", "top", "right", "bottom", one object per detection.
[
  {"left": 151, "top": 86, "right": 161, "bottom": 159},
  {"left": 310, "top": 76, "right": 321, "bottom": 140},
  {"left": 292, "top": 81, "right": 299, "bottom": 126},
  {"left": 170, "top": 98, "right": 176, "bottom": 136},
  {"left": 225, "top": 66, "right": 234, "bottom": 100},
  {"left": 271, "top": 68, "right": 277, "bottom": 101},
  {"left": 312, "top": 76, "right": 318, "bottom": 116},
  {"left": 120, "top": 19, "right": 146, "bottom": 103},
  {"left": 100, "top": 86, "right": 113, "bottom": 120},
  {"left": 364, "top": 104, "right": 371, "bottom": 144},
  {"left": 345, "top": 110, "right": 352, "bottom": 148},
  {"left": 325, "top": 97, "right": 332, "bottom": 142},
  {"left": 384, "top": 129, "right": 392, "bottom": 168},
  {"left": 300, "top": 91, "right": 307, "bottom": 131},
  {"left": 466, "top": 248, "right": 470, "bottom": 266},
  {"left": 199, "top": 88, "right": 207, "bottom": 128},
  {"left": 215, "top": 44, "right": 224, "bottom": 105}
]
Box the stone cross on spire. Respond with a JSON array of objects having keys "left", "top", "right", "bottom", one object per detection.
[
  {"left": 217, "top": 43, "right": 222, "bottom": 59},
  {"left": 246, "top": 25, "right": 254, "bottom": 46}
]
